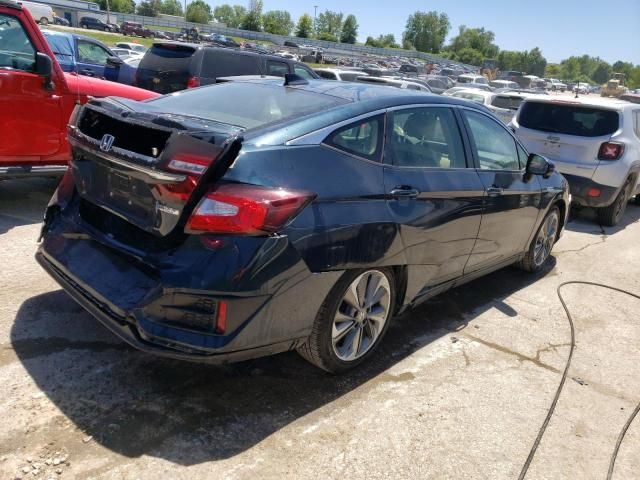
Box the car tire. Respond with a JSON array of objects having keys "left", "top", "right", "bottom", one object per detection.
[
  {"left": 297, "top": 268, "right": 395, "bottom": 373},
  {"left": 597, "top": 178, "right": 632, "bottom": 226},
  {"left": 40, "top": 17, "right": 48, "bottom": 25},
  {"left": 518, "top": 206, "right": 560, "bottom": 272},
  {"left": 81, "top": 24, "right": 87, "bottom": 28}
]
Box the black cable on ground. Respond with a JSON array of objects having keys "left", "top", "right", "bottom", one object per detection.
[{"left": 518, "top": 280, "right": 640, "bottom": 480}]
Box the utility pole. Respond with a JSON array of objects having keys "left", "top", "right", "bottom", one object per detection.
[
  {"left": 184, "top": 0, "right": 187, "bottom": 20},
  {"left": 314, "top": 5, "right": 318, "bottom": 36},
  {"left": 105, "top": 0, "right": 110, "bottom": 25}
]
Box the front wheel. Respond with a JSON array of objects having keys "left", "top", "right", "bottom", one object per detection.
[
  {"left": 297, "top": 268, "right": 395, "bottom": 373},
  {"left": 518, "top": 207, "right": 560, "bottom": 272}
]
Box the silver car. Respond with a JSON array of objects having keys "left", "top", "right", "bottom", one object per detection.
[{"left": 512, "top": 97, "right": 640, "bottom": 225}]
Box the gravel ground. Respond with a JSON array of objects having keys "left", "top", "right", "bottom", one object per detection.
[{"left": 0, "top": 178, "right": 638, "bottom": 480}]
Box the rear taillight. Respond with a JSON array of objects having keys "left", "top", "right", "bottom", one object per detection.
[
  {"left": 598, "top": 142, "right": 624, "bottom": 160},
  {"left": 186, "top": 184, "right": 316, "bottom": 234},
  {"left": 187, "top": 76, "right": 200, "bottom": 88},
  {"left": 158, "top": 153, "right": 212, "bottom": 202}
]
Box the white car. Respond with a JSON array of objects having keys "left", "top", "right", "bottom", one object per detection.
[
  {"left": 512, "top": 97, "right": 640, "bottom": 225},
  {"left": 16, "top": 0, "right": 53, "bottom": 25},
  {"left": 314, "top": 68, "right": 368, "bottom": 82},
  {"left": 449, "top": 89, "right": 540, "bottom": 124},
  {"left": 547, "top": 78, "right": 567, "bottom": 92},
  {"left": 456, "top": 74, "right": 490, "bottom": 87},
  {"left": 111, "top": 47, "right": 143, "bottom": 59},
  {"left": 114, "top": 42, "right": 147, "bottom": 54},
  {"left": 573, "top": 82, "right": 590, "bottom": 94},
  {"left": 490, "top": 79, "right": 520, "bottom": 90},
  {"left": 355, "top": 76, "right": 431, "bottom": 92}
]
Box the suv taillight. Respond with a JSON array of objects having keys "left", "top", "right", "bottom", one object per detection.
[
  {"left": 186, "top": 184, "right": 316, "bottom": 235},
  {"left": 187, "top": 76, "right": 200, "bottom": 88},
  {"left": 598, "top": 142, "right": 624, "bottom": 160}
]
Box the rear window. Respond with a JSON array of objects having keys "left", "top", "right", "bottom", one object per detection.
[
  {"left": 148, "top": 82, "right": 347, "bottom": 129},
  {"left": 139, "top": 45, "right": 196, "bottom": 73},
  {"left": 491, "top": 96, "right": 525, "bottom": 110},
  {"left": 519, "top": 102, "right": 619, "bottom": 137}
]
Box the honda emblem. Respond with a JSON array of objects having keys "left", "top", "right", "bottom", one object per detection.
[{"left": 100, "top": 134, "right": 115, "bottom": 152}]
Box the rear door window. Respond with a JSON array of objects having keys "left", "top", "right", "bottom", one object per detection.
[
  {"left": 463, "top": 110, "right": 521, "bottom": 170},
  {"left": 326, "top": 115, "right": 384, "bottom": 162},
  {"left": 266, "top": 60, "right": 289, "bottom": 77},
  {"left": 202, "top": 50, "right": 258, "bottom": 78},
  {"left": 0, "top": 13, "right": 35, "bottom": 71},
  {"left": 519, "top": 101, "right": 619, "bottom": 137},
  {"left": 387, "top": 107, "right": 467, "bottom": 168}
]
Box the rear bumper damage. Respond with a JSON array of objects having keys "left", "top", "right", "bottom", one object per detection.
[
  {"left": 561, "top": 173, "right": 618, "bottom": 208},
  {"left": 36, "top": 198, "right": 341, "bottom": 364}
]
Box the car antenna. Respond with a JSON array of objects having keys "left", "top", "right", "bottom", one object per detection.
[{"left": 284, "top": 73, "right": 308, "bottom": 86}]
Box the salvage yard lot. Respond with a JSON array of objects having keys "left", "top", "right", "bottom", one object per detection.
[{"left": 0, "top": 178, "right": 638, "bottom": 479}]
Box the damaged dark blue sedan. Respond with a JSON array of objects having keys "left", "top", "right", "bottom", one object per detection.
[{"left": 37, "top": 77, "right": 570, "bottom": 372}]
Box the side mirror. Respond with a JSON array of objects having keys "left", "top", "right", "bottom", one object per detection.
[
  {"left": 106, "top": 56, "right": 124, "bottom": 67},
  {"left": 526, "top": 153, "right": 555, "bottom": 178},
  {"left": 35, "top": 52, "right": 52, "bottom": 77}
]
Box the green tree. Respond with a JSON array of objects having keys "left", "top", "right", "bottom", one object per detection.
[
  {"left": 612, "top": 60, "right": 634, "bottom": 79},
  {"left": 454, "top": 47, "right": 483, "bottom": 66},
  {"left": 159, "top": 0, "right": 182, "bottom": 16},
  {"left": 544, "top": 63, "right": 564, "bottom": 78},
  {"left": 136, "top": 0, "right": 161, "bottom": 17},
  {"left": 340, "top": 14, "right": 358, "bottom": 44},
  {"left": 295, "top": 13, "right": 313, "bottom": 38},
  {"left": 447, "top": 25, "right": 499, "bottom": 59},
  {"left": 97, "top": 0, "right": 135, "bottom": 14},
  {"left": 316, "top": 10, "right": 343, "bottom": 41},
  {"left": 262, "top": 10, "right": 293, "bottom": 35},
  {"left": 402, "top": 11, "right": 450, "bottom": 53},
  {"left": 591, "top": 61, "right": 612, "bottom": 84},
  {"left": 213, "top": 4, "right": 246, "bottom": 27},
  {"left": 185, "top": 0, "right": 211, "bottom": 24},
  {"left": 240, "top": 0, "right": 263, "bottom": 31},
  {"left": 365, "top": 34, "right": 399, "bottom": 49}
]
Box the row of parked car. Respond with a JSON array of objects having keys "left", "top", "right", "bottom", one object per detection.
[{"left": 2, "top": 0, "right": 640, "bottom": 374}]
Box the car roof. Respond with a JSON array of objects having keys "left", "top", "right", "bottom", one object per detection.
[
  {"left": 221, "top": 78, "right": 479, "bottom": 109},
  {"left": 521, "top": 96, "right": 632, "bottom": 111},
  {"left": 42, "top": 29, "right": 107, "bottom": 45}
]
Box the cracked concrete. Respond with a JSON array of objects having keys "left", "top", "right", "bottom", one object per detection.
[{"left": 0, "top": 179, "right": 638, "bottom": 479}]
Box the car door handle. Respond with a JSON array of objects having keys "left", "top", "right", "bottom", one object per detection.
[
  {"left": 79, "top": 69, "right": 95, "bottom": 76},
  {"left": 486, "top": 187, "right": 504, "bottom": 196},
  {"left": 389, "top": 187, "right": 420, "bottom": 198}
]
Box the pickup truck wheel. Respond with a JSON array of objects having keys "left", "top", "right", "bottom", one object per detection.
[
  {"left": 297, "top": 268, "right": 395, "bottom": 373},
  {"left": 597, "top": 178, "right": 632, "bottom": 226},
  {"left": 518, "top": 207, "right": 560, "bottom": 272}
]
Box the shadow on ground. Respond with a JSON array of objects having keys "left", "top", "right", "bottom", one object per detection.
[
  {"left": 11, "top": 260, "right": 556, "bottom": 465},
  {"left": 0, "top": 178, "right": 59, "bottom": 234},
  {"left": 565, "top": 201, "right": 640, "bottom": 236}
]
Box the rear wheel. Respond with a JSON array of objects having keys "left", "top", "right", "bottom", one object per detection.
[
  {"left": 518, "top": 207, "right": 560, "bottom": 272},
  {"left": 40, "top": 17, "right": 48, "bottom": 25},
  {"left": 297, "top": 268, "right": 395, "bottom": 373},
  {"left": 597, "top": 178, "right": 632, "bottom": 226}
]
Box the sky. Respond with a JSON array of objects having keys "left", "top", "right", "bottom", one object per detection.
[{"left": 214, "top": 0, "right": 640, "bottom": 65}]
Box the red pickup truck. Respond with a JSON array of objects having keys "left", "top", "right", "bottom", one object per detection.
[{"left": 0, "top": 0, "right": 158, "bottom": 179}]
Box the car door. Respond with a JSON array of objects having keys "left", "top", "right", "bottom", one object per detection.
[
  {"left": 459, "top": 108, "right": 542, "bottom": 273},
  {"left": 383, "top": 106, "right": 485, "bottom": 290},
  {"left": 75, "top": 38, "right": 112, "bottom": 77},
  {"left": 0, "top": 12, "right": 62, "bottom": 160}
]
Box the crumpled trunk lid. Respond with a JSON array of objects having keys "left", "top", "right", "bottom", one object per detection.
[{"left": 68, "top": 97, "right": 242, "bottom": 237}]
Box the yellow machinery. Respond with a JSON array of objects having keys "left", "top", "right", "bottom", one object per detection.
[
  {"left": 602, "top": 73, "right": 626, "bottom": 97},
  {"left": 481, "top": 59, "right": 499, "bottom": 81}
]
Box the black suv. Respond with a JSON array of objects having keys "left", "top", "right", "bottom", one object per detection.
[
  {"left": 136, "top": 42, "right": 318, "bottom": 94},
  {"left": 79, "top": 16, "right": 114, "bottom": 32}
]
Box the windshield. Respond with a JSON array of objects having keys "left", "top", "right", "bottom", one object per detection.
[
  {"left": 148, "top": 82, "right": 348, "bottom": 129},
  {"left": 452, "top": 91, "right": 486, "bottom": 104},
  {"left": 42, "top": 32, "right": 74, "bottom": 65},
  {"left": 491, "top": 96, "right": 525, "bottom": 110},
  {"left": 519, "top": 102, "right": 619, "bottom": 137}
]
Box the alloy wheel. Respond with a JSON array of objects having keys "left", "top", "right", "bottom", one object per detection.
[
  {"left": 533, "top": 211, "right": 559, "bottom": 267},
  {"left": 331, "top": 270, "right": 391, "bottom": 362}
]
